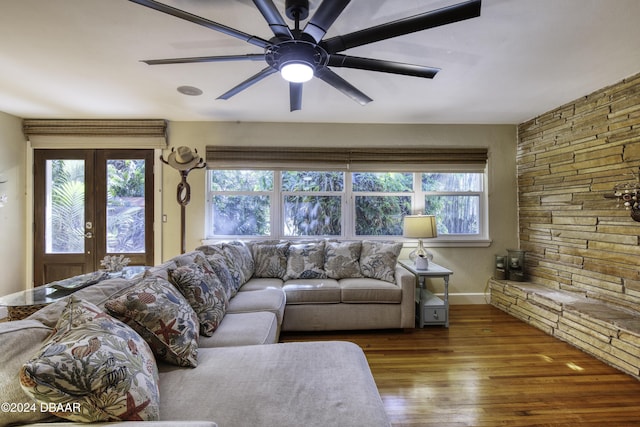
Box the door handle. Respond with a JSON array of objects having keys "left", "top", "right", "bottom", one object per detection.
[{"left": 84, "top": 231, "right": 93, "bottom": 239}]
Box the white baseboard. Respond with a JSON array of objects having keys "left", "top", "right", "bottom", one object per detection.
[{"left": 431, "top": 293, "right": 490, "bottom": 305}]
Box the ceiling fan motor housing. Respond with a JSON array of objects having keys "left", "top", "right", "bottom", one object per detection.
[{"left": 265, "top": 40, "right": 328, "bottom": 75}]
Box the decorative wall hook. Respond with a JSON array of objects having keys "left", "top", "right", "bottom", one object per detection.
[
  {"left": 605, "top": 167, "right": 640, "bottom": 222},
  {"left": 160, "top": 146, "right": 206, "bottom": 253}
]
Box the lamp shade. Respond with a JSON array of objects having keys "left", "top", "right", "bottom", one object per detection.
[{"left": 403, "top": 215, "right": 437, "bottom": 239}]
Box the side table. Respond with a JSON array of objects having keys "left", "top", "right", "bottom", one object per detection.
[{"left": 399, "top": 260, "right": 453, "bottom": 328}]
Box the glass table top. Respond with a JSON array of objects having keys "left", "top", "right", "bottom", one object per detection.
[{"left": 0, "top": 266, "right": 146, "bottom": 307}]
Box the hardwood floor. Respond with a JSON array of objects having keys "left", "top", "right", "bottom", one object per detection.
[{"left": 280, "top": 304, "right": 640, "bottom": 426}]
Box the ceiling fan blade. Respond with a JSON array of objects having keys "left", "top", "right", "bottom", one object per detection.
[
  {"left": 303, "top": 0, "right": 351, "bottom": 43},
  {"left": 290, "top": 82, "right": 303, "bottom": 112},
  {"left": 217, "top": 67, "right": 278, "bottom": 100},
  {"left": 142, "top": 54, "right": 265, "bottom": 65},
  {"left": 328, "top": 54, "right": 439, "bottom": 79},
  {"left": 252, "top": 0, "right": 293, "bottom": 40},
  {"left": 315, "top": 68, "right": 373, "bottom": 105},
  {"left": 321, "top": 0, "right": 481, "bottom": 53},
  {"left": 128, "top": 0, "right": 272, "bottom": 49}
]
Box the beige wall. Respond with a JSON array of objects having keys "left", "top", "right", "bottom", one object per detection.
[
  {"left": 517, "top": 72, "right": 640, "bottom": 309},
  {"left": 0, "top": 117, "right": 517, "bottom": 306},
  {"left": 0, "top": 112, "right": 27, "bottom": 304},
  {"left": 161, "top": 122, "right": 519, "bottom": 304}
]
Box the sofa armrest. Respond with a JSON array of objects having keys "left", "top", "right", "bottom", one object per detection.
[{"left": 396, "top": 265, "right": 416, "bottom": 328}]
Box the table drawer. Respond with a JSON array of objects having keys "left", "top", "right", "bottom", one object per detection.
[{"left": 423, "top": 306, "right": 447, "bottom": 324}]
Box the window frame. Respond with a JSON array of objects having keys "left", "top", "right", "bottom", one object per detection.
[{"left": 206, "top": 167, "right": 490, "bottom": 246}]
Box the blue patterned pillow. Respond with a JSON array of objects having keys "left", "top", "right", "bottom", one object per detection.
[
  {"left": 252, "top": 242, "right": 290, "bottom": 278},
  {"left": 222, "top": 241, "right": 255, "bottom": 289},
  {"left": 104, "top": 276, "right": 200, "bottom": 368},
  {"left": 284, "top": 241, "right": 327, "bottom": 281},
  {"left": 20, "top": 297, "right": 160, "bottom": 422},
  {"left": 324, "top": 240, "right": 363, "bottom": 279},
  {"left": 170, "top": 260, "right": 228, "bottom": 337},
  {"left": 360, "top": 240, "right": 403, "bottom": 283},
  {"left": 204, "top": 253, "right": 235, "bottom": 299}
]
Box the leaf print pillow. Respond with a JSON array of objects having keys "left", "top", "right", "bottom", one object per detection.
[
  {"left": 105, "top": 276, "right": 200, "bottom": 367},
  {"left": 20, "top": 297, "right": 160, "bottom": 423}
]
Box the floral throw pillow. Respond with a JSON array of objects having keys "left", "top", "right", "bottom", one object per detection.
[
  {"left": 170, "top": 261, "right": 228, "bottom": 337},
  {"left": 252, "top": 242, "right": 290, "bottom": 278},
  {"left": 20, "top": 297, "right": 160, "bottom": 423},
  {"left": 360, "top": 240, "right": 403, "bottom": 283},
  {"left": 205, "top": 252, "right": 235, "bottom": 299},
  {"left": 104, "top": 276, "right": 200, "bottom": 368},
  {"left": 324, "top": 241, "right": 363, "bottom": 279},
  {"left": 284, "top": 241, "right": 327, "bottom": 281},
  {"left": 222, "top": 241, "right": 255, "bottom": 290}
]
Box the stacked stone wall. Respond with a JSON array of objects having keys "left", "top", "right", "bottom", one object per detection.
[{"left": 517, "top": 72, "right": 640, "bottom": 310}]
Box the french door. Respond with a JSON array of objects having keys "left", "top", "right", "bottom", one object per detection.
[{"left": 33, "top": 149, "right": 154, "bottom": 286}]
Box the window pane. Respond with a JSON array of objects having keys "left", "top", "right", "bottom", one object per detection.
[
  {"left": 353, "top": 172, "right": 413, "bottom": 192},
  {"left": 284, "top": 196, "right": 341, "bottom": 236},
  {"left": 212, "top": 195, "right": 270, "bottom": 235},
  {"left": 425, "top": 195, "right": 479, "bottom": 234},
  {"left": 282, "top": 171, "right": 344, "bottom": 191},
  {"left": 46, "top": 159, "right": 85, "bottom": 254},
  {"left": 422, "top": 173, "right": 483, "bottom": 192},
  {"left": 211, "top": 170, "right": 273, "bottom": 191},
  {"left": 106, "top": 159, "right": 146, "bottom": 253},
  {"left": 355, "top": 196, "right": 411, "bottom": 236}
]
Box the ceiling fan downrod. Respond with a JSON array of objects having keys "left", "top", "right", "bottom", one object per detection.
[{"left": 285, "top": 0, "right": 309, "bottom": 31}]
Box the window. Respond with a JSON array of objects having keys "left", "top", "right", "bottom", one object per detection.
[
  {"left": 353, "top": 173, "right": 412, "bottom": 236},
  {"left": 422, "top": 173, "right": 483, "bottom": 236},
  {"left": 207, "top": 169, "right": 488, "bottom": 243},
  {"left": 209, "top": 170, "right": 273, "bottom": 236}
]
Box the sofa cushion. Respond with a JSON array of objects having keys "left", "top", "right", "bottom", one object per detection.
[
  {"left": 251, "top": 241, "right": 290, "bottom": 278},
  {"left": 198, "top": 312, "right": 279, "bottom": 347},
  {"left": 239, "top": 277, "right": 284, "bottom": 292},
  {"left": 360, "top": 240, "right": 403, "bottom": 283},
  {"left": 340, "top": 278, "right": 402, "bottom": 303},
  {"left": 227, "top": 288, "right": 286, "bottom": 324},
  {"left": 0, "top": 320, "right": 55, "bottom": 426},
  {"left": 156, "top": 342, "right": 390, "bottom": 427},
  {"left": 283, "top": 279, "right": 341, "bottom": 304},
  {"left": 284, "top": 241, "right": 327, "bottom": 281},
  {"left": 324, "top": 240, "right": 363, "bottom": 279},
  {"left": 169, "top": 259, "right": 228, "bottom": 337},
  {"left": 104, "top": 276, "right": 200, "bottom": 368},
  {"left": 20, "top": 297, "right": 160, "bottom": 423}
]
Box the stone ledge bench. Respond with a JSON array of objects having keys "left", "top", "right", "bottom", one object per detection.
[{"left": 489, "top": 278, "right": 640, "bottom": 380}]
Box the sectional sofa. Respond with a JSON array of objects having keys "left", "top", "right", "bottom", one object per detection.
[{"left": 1, "top": 239, "right": 414, "bottom": 426}]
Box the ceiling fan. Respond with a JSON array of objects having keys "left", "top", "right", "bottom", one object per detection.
[{"left": 129, "top": 0, "right": 482, "bottom": 111}]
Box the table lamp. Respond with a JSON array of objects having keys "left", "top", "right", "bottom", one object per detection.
[{"left": 403, "top": 215, "right": 437, "bottom": 270}]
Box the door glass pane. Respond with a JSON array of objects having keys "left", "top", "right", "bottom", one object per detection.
[
  {"left": 106, "top": 159, "right": 146, "bottom": 253},
  {"left": 46, "top": 159, "right": 85, "bottom": 254}
]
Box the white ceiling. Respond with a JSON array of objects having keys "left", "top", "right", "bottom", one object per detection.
[{"left": 1, "top": 0, "right": 639, "bottom": 124}]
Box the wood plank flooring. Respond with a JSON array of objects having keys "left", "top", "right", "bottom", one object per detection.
[{"left": 280, "top": 304, "right": 640, "bottom": 426}]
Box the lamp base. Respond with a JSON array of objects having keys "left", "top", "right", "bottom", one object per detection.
[
  {"left": 409, "top": 239, "right": 433, "bottom": 265},
  {"left": 415, "top": 256, "right": 430, "bottom": 270}
]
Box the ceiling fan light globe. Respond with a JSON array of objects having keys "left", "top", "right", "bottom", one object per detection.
[{"left": 280, "top": 62, "right": 314, "bottom": 83}]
